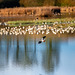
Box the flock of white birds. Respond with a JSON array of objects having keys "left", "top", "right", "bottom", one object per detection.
[{"left": 0, "top": 24, "right": 75, "bottom": 35}]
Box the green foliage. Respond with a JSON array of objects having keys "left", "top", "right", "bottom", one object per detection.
[
  {"left": 0, "top": 0, "right": 75, "bottom": 8},
  {"left": 43, "top": 0, "right": 55, "bottom": 6},
  {"left": 19, "top": 0, "right": 75, "bottom": 7},
  {"left": 19, "top": 0, "right": 55, "bottom": 7},
  {"left": 36, "top": 0, "right": 44, "bottom": 6},
  {"left": 19, "top": 0, "right": 38, "bottom": 7}
]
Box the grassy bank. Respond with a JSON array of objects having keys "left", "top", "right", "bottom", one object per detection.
[{"left": 7, "top": 18, "right": 75, "bottom": 27}]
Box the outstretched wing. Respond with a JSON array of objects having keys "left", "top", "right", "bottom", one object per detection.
[
  {"left": 38, "top": 41, "right": 42, "bottom": 44},
  {"left": 43, "top": 36, "right": 46, "bottom": 40},
  {"left": 38, "top": 36, "right": 46, "bottom": 44}
]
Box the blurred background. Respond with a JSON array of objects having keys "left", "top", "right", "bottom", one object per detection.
[{"left": 0, "top": 0, "right": 75, "bottom": 8}]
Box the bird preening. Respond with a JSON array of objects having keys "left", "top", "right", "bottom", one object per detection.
[{"left": 38, "top": 36, "right": 46, "bottom": 44}]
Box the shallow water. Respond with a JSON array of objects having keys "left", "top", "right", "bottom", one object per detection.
[
  {"left": 0, "top": 13, "right": 75, "bottom": 22},
  {"left": 0, "top": 34, "right": 75, "bottom": 75}
]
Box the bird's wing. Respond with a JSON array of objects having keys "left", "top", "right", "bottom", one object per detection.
[
  {"left": 38, "top": 41, "right": 42, "bottom": 44},
  {"left": 43, "top": 36, "right": 46, "bottom": 39}
]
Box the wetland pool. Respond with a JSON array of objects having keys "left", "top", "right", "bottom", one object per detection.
[{"left": 0, "top": 34, "right": 75, "bottom": 75}]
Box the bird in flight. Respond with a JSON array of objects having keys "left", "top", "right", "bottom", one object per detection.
[{"left": 38, "top": 36, "right": 46, "bottom": 44}]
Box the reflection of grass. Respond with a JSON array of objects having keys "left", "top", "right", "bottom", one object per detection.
[{"left": 7, "top": 18, "right": 75, "bottom": 27}]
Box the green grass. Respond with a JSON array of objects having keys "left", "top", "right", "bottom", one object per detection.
[{"left": 7, "top": 18, "right": 75, "bottom": 27}]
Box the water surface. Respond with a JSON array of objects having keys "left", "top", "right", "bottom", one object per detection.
[
  {"left": 0, "top": 13, "right": 75, "bottom": 22},
  {"left": 0, "top": 34, "right": 75, "bottom": 75}
]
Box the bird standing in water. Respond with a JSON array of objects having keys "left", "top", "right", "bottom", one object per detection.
[{"left": 38, "top": 36, "right": 46, "bottom": 44}]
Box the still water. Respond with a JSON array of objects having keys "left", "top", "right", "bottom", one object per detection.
[
  {"left": 0, "top": 34, "right": 75, "bottom": 75},
  {"left": 0, "top": 13, "right": 75, "bottom": 22}
]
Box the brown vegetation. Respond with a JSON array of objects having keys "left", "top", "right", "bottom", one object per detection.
[{"left": 0, "top": 6, "right": 75, "bottom": 17}]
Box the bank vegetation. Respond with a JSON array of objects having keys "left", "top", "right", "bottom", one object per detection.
[{"left": 0, "top": 0, "right": 75, "bottom": 8}]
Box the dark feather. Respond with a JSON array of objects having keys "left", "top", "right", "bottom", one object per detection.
[
  {"left": 38, "top": 36, "right": 46, "bottom": 44},
  {"left": 43, "top": 36, "right": 46, "bottom": 39},
  {"left": 38, "top": 41, "right": 42, "bottom": 44}
]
